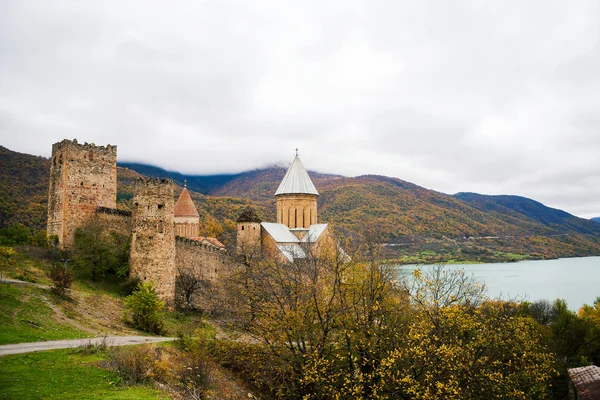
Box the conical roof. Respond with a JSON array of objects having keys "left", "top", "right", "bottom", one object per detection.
[
  {"left": 174, "top": 186, "right": 199, "bottom": 217},
  {"left": 275, "top": 155, "right": 319, "bottom": 196}
]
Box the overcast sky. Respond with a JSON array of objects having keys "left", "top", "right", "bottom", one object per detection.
[{"left": 1, "top": 1, "right": 599, "bottom": 218}]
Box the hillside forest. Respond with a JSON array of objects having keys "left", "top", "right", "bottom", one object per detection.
[{"left": 2, "top": 145, "right": 600, "bottom": 262}]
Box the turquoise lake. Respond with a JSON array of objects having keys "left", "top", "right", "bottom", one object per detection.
[{"left": 398, "top": 256, "right": 600, "bottom": 310}]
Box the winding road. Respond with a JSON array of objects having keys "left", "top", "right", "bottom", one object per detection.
[{"left": 0, "top": 336, "right": 175, "bottom": 356}]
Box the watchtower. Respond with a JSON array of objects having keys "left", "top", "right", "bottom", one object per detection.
[
  {"left": 129, "top": 178, "right": 176, "bottom": 304},
  {"left": 47, "top": 139, "right": 117, "bottom": 248},
  {"left": 236, "top": 207, "right": 262, "bottom": 256}
]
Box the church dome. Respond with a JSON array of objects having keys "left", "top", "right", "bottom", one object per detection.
[
  {"left": 275, "top": 154, "right": 319, "bottom": 196},
  {"left": 174, "top": 186, "right": 199, "bottom": 217}
]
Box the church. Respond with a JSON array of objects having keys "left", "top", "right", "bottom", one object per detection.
[{"left": 236, "top": 153, "right": 340, "bottom": 263}]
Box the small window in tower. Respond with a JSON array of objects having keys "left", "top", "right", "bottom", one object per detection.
[
  {"left": 134, "top": 202, "right": 138, "bottom": 207},
  {"left": 253, "top": 226, "right": 255, "bottom": 230},
  {"left": 81, "top": 182, "right": 83, "bottom": 186},
  {"left": 89, "top": 151, "right": 94, "bottom": 161},
  {"left": 241, "top": 226, "right": 245, "bottom": 231},
  {"left": 158, "top": 204, "right": 164, "bottom": 209}
]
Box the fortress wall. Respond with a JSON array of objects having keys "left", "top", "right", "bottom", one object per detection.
[
  {"left": 96, "top": 207, "right": 132, "bottom": 237},
  {"left": 47, "top": 139, "right": 117, "bottom": 248},
  {"left": 175, "top": 237, "right": 229, "bottom": 312}
]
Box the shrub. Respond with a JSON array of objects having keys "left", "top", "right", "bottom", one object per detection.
[
  {"left": 13, "top": 267, "right": 36, "bottom": 283},
  {"left": 105, "top": 344, "right": 213, "bottom": 398},
  {"left": 0, "top": 246, "right": 16, "bottom": 281},
  {"left": 124, "top": 281, "right": 165, "bottom": 334},
  {"left": 179, "top": 352, "right": 213, "bottom": 400},
  {"left": 0, "top": 223, "right": 31, "bottom": 246},
  {"left": 105, "top": 344, "right": 159, "bottom": 384},
  {"left": 49, "top": 263, "right": 73, "bottom": 297}
]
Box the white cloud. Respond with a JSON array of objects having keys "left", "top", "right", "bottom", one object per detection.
[{"left": 1, "top": 0, "right": 600, "bottom": 217}]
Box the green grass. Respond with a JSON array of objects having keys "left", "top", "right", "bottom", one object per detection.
[
  {"left": 0, "top": 284, "right": 89, "bottom": 345},
  {"left": 163, "top": 309, "right": 217, "bottom": 339},
  {"left": 0, "top": 348, "right": 168, "bottom": 399}
]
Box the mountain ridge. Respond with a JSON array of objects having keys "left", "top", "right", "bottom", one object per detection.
[{"left": 3, "top": 146, "right": 600, "bottom": 260}]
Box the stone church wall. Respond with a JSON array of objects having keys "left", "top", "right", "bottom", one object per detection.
[{"left": 276, "top": 194, "right": 318, "bottom": 229}]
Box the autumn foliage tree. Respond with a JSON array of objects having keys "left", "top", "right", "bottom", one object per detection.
[
  {"left": 223, "top": 235, "right": 557, "bottom": 399},
  {"left": 71, "top": 218, "right": 130, "bottom": 281}
]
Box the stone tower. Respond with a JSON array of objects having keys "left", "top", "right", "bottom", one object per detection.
[
  {"left": 275, "top": 153, "right": 319, "bottom": 229},
  {"left": 174, "top": 182, "right": 200, "bottom": 238},
  {"left": 47, "top": 139, "right": 117, "bottom": 248},
  {"left": 130, "top": 178, "right": 176, "bottom": 303},
  {"left": 236, "top": 207, "right": 262, "bottom": 255}
]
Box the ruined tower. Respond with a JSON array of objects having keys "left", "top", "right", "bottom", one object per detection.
[
  {"left": 174, "top": 183, "right": 200, "bottom": 238},
  {"left": 130, "top": 178, "right": 176, "bottom": 303},
  {"left": 275, "top": 153, "right": 319, "bottom": 230},
  {"left": 236, "top": 207, "right": 262, "bottom": 255},
  {"left": 47, "top": 139, "right": 117, "bottom": 248}
]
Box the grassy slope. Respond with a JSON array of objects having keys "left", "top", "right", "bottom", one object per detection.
[
  {"left": 1, "top": 246, "right": 212, "bottom": 344},
  {"left": 0, "top": 284, "right": 90, "bottom": 345},
  {"left": 0, "top": 349, "right": 167, "bottom": 400}
]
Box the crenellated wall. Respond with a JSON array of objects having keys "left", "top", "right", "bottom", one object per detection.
[{"left": 96, "top": 207, "right": 132, "bottom": 237}]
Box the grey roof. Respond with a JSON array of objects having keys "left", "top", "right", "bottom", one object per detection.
[
  {"left": 301, "top": 224, "right": 328, "bottom": 243},
  {"left": 261, "top": 222, "right": 299, "bottom": 243},
  {"left": 275, "top": 155, "right": 319, "bottom": 196},
  {"left": 277, "top": 244, "right": 307, "bottom": 262}
]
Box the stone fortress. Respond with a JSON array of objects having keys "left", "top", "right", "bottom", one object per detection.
[{"left": 47, "top": 139, "right": 338, "bottom": 306}]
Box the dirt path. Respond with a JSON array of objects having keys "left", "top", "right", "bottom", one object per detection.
[
  {"left": 1, "top": 277, "right": 49, "bottom": 289},
  {"left": 39, "top": 294, "right": 97, "bottom": 334},
  {"left": 0, "top": 336, "right": 175, "bottom": 356}
]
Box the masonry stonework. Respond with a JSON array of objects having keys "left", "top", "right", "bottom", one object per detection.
[
  {"left": 47, "top": 139, "right": 117, "bottom": 248},
  {"left": 175, "top": 237, "right": 228, "bottom": 312},
  {"left": 130, "top": 178, "right": 176, "bottom": 304},
  {"left": 96, "top": 207, "right": 132, "bottom": 237},
  {"left": 276, "top": 194, "right": 318, "bottom": 229}
]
